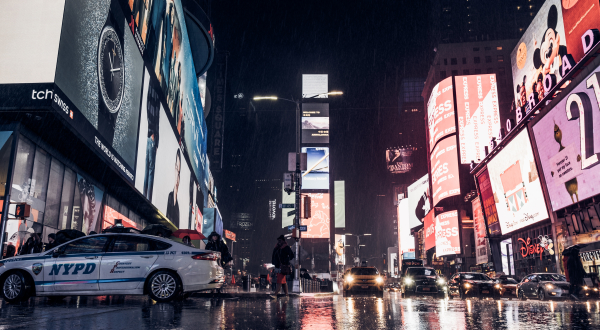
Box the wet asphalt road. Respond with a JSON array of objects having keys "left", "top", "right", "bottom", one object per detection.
[{"left": 1, "top": 292, "right": 599, "bottom": 329}]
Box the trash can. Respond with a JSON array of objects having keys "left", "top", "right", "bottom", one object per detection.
[{"left": 242, "top": 275, "right": 251, "bottom": 291}]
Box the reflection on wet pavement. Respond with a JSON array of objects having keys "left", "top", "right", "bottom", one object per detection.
[{"left": 1, "top": 292, "right": 599, "bottom": 329}]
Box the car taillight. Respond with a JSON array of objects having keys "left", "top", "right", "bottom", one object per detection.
[{"left": 192, "top": 253, "right": 219, "bottom": 261}]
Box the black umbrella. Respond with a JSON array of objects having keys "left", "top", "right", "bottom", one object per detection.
[
  {"left": 55, "top": 229, "right": 86, "bottom": 245},
  {"left": 141, "top": 224, "right": 172, "bottom": 238}
]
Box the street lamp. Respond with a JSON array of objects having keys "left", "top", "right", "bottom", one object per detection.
[{"left": 253, "top": 90, "right": 343, "bottom": 293}]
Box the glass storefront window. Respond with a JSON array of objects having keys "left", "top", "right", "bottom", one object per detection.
[
  {"left": 0, "top": 133, "right": 14, "bottom": 200},
  {"left": 11, "top": 136, "right": 35, "bottom": 203},
  {"left": 31, "top": 148, "right": 50, "bottom": 202},
  {"left": 58, "top": 168, "right": 75, "bottom": 230},
  {"left": 44, "top": 158, "right": 64, "bottom": 228}
]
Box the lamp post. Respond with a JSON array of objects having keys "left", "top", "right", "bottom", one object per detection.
[{"left": 253, "top": 91, "right": 342, "bottom": 293}]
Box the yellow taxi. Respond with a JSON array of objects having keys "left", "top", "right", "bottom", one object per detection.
[{"left": 342, "top": 267, "right": 384, "bottom": 296}]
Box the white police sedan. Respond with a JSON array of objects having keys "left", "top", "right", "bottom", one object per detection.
[{"left": 0, "top": 233, "right": 224, "bottom": 303}]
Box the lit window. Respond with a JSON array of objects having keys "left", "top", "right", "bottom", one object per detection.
[
  {"left": 497, "top": 46, "right": 502, "bottom": 51},
  {"left": 497, "top": 55, "right": 504, "bottom": 62}
]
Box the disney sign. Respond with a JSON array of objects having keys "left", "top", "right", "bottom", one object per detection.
[{"left": 518, "top": 235, "right": 555, "bottom": 260}]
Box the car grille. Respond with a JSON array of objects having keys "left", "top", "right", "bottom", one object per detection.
[{"left": 558, "top": 285, "right": 570, "bottom": 290}]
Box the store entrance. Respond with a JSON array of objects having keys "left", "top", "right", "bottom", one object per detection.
[{"left": 501, "top": 238, "right": 515, "bottom": 276}]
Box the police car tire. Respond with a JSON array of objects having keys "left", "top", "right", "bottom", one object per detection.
[
  {"left": 147, "top": 270, "right": 181, "bottom": 302},
  {"left": 2, "top": 271, "right": 32, "bottom": 303}
]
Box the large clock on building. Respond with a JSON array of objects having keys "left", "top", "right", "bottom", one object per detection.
[{"left": 97, "top": 13, "right": 125, "bottom": 145}]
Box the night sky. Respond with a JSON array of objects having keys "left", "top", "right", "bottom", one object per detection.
[{"left": 210, "top": 0, "right": 432, "bottom": 269}]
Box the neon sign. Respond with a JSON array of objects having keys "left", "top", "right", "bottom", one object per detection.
[{"left": 518, "top": 235, "right": 555, "bottom": 260}]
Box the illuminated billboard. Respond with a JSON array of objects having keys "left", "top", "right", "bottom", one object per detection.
[
  {"left": 487, "top": 130, "right": 549, "bottom": 234},
  {"left": 302, "top": 147, "right": 329, "bottom": 190},
  {"left": 430, "top": 136, "right": 461, "bottom": 206},
  {"left": 532, "top": 63, "right": 600, "bottom": 211},
  {"left": 397, "top": 199, "right": 415, "bottom": 258},
  {"left": 281, "top": 183, "right": 295, "bottom": 228},
  {"left": 334, "top": 181, "right": 345, "bottom": 228},
  {"left": 302, "top": 103, "right": 329, "bottom": 143},
  {"left": 386, "top": 147, "right": 414, "bottom": 174},
  {"left": 477, "top": 168, "right": 501, "bottom": 236},
  {"left": 435, "top": 210, "right": 460, "bottom": 257},
  {"left": 423, "top": 211, "right": 435, "bottom": 252},
  {"left": 427, "top": 77, "right": 455, "bottom": 151},
  {"left": 472, "top": 197, "right": 489, "bottom": 265},
  {"left": 407, "top": 174, "right": 431, "bottom": 229},
  {"left": 301, "top": 192, "right": 330, "bottom": 238},
  {"left": 334, "top": 234, "right": 345, "bottom": 265},
  {"left": 302, "top": 74, "right": 328, "bottom": 98},
  {"left": 455, "top": 74, "right": 500, "bottom": 163}
]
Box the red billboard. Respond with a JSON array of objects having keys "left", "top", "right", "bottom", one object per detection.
[
  {"left": 477, "top": 168, "right": 501, "bottom": 236},
  {"left": 301, "top": 192, "right": 330, "bottom": 238},
  {"left": 423, "top": 211, "right": 435, "bottom": 252},
  {"left": 224, "top": 229, "right": 236, "bottom": 242},
  {"left": 472, "top": 197, "right": 489, "bottom": 265},
  {"left": 430, "top": 136, "right": 461, "bottom": 206},
  {"left": 435, "top": 210, "right": 460, "bottom": 257},
  {"left": 456, "top": 74, "right": 500, "bottom": 164},
  {"left": 562, "top": 0, "right": 600, "bottom": 64},
  {"left": 427, "top": 77, "right": 455, "bottom": 151}
]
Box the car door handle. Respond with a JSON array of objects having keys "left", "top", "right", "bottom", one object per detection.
[
  {"left": 141, "top": 256, "right": 153, "bottom": 259},
  {"left": 85, "top": 256, "right": 97, "bottom": 259}
]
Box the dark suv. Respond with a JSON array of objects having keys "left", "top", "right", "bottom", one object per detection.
[{"left": 401, "top": 267, "right": 447, "bottom": 298}]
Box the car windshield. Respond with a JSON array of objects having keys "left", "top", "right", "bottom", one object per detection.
[
  {"left": 537, "top": 274, "right": 566, "bottom": 282},
  {"left": 461, "top": 274, "right": 490, "bottom": 281},
  {"left": 349, "top": 268, "right": 379, "bottom": 275},
  {"left": 406, "top": 268, "right": 436, "bottom": 276},
  {"left": 501, "top": 278, "right": 518, "bottom": 284}
]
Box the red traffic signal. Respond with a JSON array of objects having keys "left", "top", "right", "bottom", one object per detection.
[{"left": 15, "top": 203, "right": 31, "bottom": 220}]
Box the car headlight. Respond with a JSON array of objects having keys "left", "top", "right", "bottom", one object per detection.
[
  {"left": 584, "top": 286, "right": 589, "bottom": 290},
  {"left": 346, "top": 275, "right": 354, "bottom": 283},
  {"left": 464, "top": 283, "right": 471, "bottom": 288},
  {"left": 437, "top": 278, "right": 445, "bottom": 285},
  {"left": 404, "top": 277, "right": 413, "bottom": 285},
  {"left": 376, "top": 277, "right": 384, "bottom": 284},
  {"left": 594, "top": 288, "right": 598, "bottom": 292},
  {"left": 495, "top": 284, "right": 501, "bottom": 289},
  {"left": 546, "top": 284, "right": 555, "bottom": 290}
]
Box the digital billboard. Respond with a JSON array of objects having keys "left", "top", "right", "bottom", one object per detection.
[
  {"left": 300, "top": 192, "right": 330, "bottom": 238},
  {"left": 435, "top": 210, "right": 460, "bottom": 257},
  {"left": 302, "top": 103, "right": 329, "bottom": 143},
  {"left": 477, "top": 168, "right": 501, "bottom": 236},
  {"left": 386, "top": 147, "right": 414, "bottom": 174},
  {"left": 302, "top": 74, "right": 328, "bottom": 98},
  {"left": 532, "top": 63, "right": 600, "bottom": 211},
  {"left": 135, "top": 69, "right": 191, "bottom": 229},
  {"left": 423, "top": 211, "right": 435, "bottom": 252},
  {"left": 430, "top": 136, "right": 461, "bottom": 206},
  {"left": 561, "top": 0, "right": 600, "bottom": 64},
  {"left": 427, "top": 77, "right": 455, "bottom": 151},
  {"left": 456, "top": 74, "right": 500, "bottom": 163},
  {"left": 487, "top": 130, "right": 549, "bottom": 234},
  {"left": 0, "top": 0, "right": 64, "bottom": 86},
  {"left": 301, "top": 147, "right": 329, "bottom": 190},
  {"left": 397, "top": 199, "right": 415, "bottom": 259},
  {"left": 407, "top": 174, "right": 431, "bottom": 229},
  {"left": 472, "top": 197, "right": 489, "bottom": 265},
  {"left": 334, "top": 234, "right": 345, "bottom": 265},
  {"left": 281, "top": 183, "right": 295, "bottom": 228},
  {"left": 334, "top": 181, "right": 345, "bottom": 228},
  {"left": 103, "top": 205, "right": 140, "bottom": 230},
  {"left": 53, "top": 0, "right": 144, "bottom": 182}
]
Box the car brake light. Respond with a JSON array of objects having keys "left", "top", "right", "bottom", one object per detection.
[{"left": 192, "top": 253, "right": 219, "bottom": 261}]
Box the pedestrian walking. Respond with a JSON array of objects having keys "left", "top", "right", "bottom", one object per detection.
[
  {"left": 19, "top": 233, "right": 42, "bottom": 255},
  {"left": 205, "top": 232, "right": 233, "bottom": 267},
  {"left": 45, "top": 233, "right": 58, "bottom": 251},
  {"left": 271, "top": 235, "right": 294, "bottom": 298},
  {"left": 182, "top": 235, "right": 195, "bottom": 247},
  {"left": 567, "top": 247, "right": 586, "bottom": 300}
]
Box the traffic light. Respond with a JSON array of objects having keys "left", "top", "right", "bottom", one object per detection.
[
  {"left": 15, "top": 203, "right": 31, "bottom": 220},
  {"left": 303, "top": 196, "right": 311, "bottom": 218}
]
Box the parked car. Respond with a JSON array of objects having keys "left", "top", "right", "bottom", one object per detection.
[
  {"left": 517, "top": 273, "right": 572, "bottom": 301},
  {"left": 447, "top": 272, "right": 495, "bottom": 299},
  {"left": 493, "top": 276, "right": 519, "bottom": 299},
  {"left": 0, "top": 233, "right": 224, "bottom": 303},
  {"left": 401, "top": 267, "right": 446, "bottom": 298},
  {"left": 342, "top": 267, "right": 384, "bottom": 297}
]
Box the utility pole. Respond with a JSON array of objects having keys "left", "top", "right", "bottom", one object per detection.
[{"left": 293, "top": 98, "right": 302, "bottom": 293}]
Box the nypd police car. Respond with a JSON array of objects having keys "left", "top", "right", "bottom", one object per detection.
[{"left": 0, "top": 233, "right": 224, "bottom": 303}]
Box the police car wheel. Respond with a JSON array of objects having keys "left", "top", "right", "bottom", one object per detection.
[
  {"left": 2, "top": 271, "right": 31, "bottom": 303},
  {"left": 148, "top": 271, "right": 181, "bottom": 302}
]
